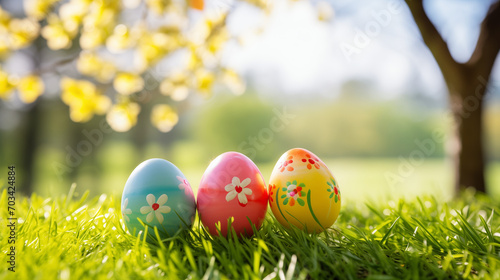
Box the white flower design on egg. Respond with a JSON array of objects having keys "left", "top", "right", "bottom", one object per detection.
[
  {"left": 122, "top": 198, "right": 132, "bottom": 222},
  {"left": 225, "top": 177, "right": 252, "bottom": 205},
  {"left": 140, "top": 194, "right": 171, "bottom": 223}
]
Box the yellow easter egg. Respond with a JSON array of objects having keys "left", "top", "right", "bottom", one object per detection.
[{"left": 268, "top": 148, "right": 341, "bottom": 233}]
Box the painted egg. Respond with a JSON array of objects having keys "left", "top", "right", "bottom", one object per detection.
[
  {"left": 268, "top": 148, "right": 341, "bottom": 233},
  {"left": 121, "top": 158, "right": 196, "bottom": 240},
  {"left": 197, "top": 152, "right": 268, "bottom": 237}
]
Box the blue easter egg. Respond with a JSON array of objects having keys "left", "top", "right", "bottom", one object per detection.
[{"left": 121, "top": 158, "right": 196, "bottom": 240}]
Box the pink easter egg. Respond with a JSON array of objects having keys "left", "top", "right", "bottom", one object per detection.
[{"left": 197, "top": 152, "right": 268, "bottom": 237}]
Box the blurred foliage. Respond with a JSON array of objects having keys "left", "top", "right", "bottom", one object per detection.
[
  {"left": 2, "top": 87, "right": 500, "bottom": 196},
  {"left": 188, "top": 93, "right": 452, "bottom": 163},
  {"left": 191, "top": 93, "right": 279, "bottom": 162},
  {"left": 486, "top": 106, "right": 500, "bottom": 160},
  {"left": 0, "top": 0, "right": 268, "bottom": 132}
]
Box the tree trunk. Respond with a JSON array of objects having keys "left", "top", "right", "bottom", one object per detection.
[
  {"left": 405, "top": 0, "right": 500, "bottom": 195},
  {"left": 450, "top": 83, "right": 486, "bottom": 193},
  {"left": 20, "top": 101, "right": 41, "bottom": 195}
]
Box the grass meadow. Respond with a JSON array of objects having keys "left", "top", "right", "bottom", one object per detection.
[{"left": 1, "top": 158, "right": 500, "bottom": 279}]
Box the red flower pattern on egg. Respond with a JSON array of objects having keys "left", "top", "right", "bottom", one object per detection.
[
  {"left": 279, "top": 155, "right": 294, "bottom": 172},
  {"left": 327, "top": 177, "right": 341, "bottom": 203},
  {"left": 269, "top": 148, "right": 341, "bottom": 234},
  {"left": 269, "top": 184, "right": 276, "bottom": 202},
  {"left": 301, "top": 153, "right": 320, "bottom": 170},
  {"left": 177, "top": 176, "right": 194, "bottom": 197}
]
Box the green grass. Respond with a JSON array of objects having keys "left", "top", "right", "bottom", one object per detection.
[{"left": 1, "top": 186, "right": 500, "bottom": 279}]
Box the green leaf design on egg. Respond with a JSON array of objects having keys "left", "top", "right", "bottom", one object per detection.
[
  {"left": 283, "top": 197, "right": 289, "bottom": 205},
  {"left": 297, "top": 198, "right": 305, "bottom": 206}
]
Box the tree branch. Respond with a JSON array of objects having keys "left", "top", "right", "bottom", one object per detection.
[
  {"left": 405, "top": 0, "right": 460, "bottom": 85},
  {"left": 35, "top": 55, "right": 77, "bottom": 75},
  {"left": 468, "top": 1, "right": 500, "bottom": 79}
]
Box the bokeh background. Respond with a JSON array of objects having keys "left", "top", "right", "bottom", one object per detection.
[{"left": 1, "top": 0, "right": 499, "bottom": 203}]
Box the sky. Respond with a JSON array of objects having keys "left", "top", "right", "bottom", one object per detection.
[{"left": 211, "top": 0, "right": 500, "bottom": 99}]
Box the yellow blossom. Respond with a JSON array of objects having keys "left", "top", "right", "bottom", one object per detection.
[
  {"left": 76, "top": 51, "right": 116, "bottom": 82},
  {"left": 0, "top": 7, "right": 11, "bottom": 47},
  {"left": 80, "top": 1, "right": 119, "bottom": 49},
  {"left": 106, "top": 24, "right": 135, "bottom": 53},
  {"left": 145, "top": 0, "right": 172, "bottom": 15},
  {"left": 0, "top": 0, "right": 257, "bottom": 134},
  {"left": 189, "top": 13, "right": 229, "bottom": 55},
  {"left": 0, "top": 69, "right": 16, "bottom": 99},
  {"left": 105, "top": 23, "right": 144, "bottom": 53},
  {"left": 41, "top": 14, "right": 74, "bottom": 50},
  {"left": 80, "top": 28, "right": 107, "bottom": 50},
  {"left": 0, "top": 7, "right": 11, "bottom": 27},
  {"left": 194, "top": 69, "right": 215, "bottom": 96},
  {"left": 8, "top": 18, "right": 40, "bottom": 49},
  {"left": 187, "top": 47, "right": 203, "bottom": 70},
  {"left": 113, "top": 72, "right": 144, "bottom": 95},
  {"left": 245, "top": 0, "right": 270, "bottom": 10},
  {"left": 83, "top": 3, "right": 117, "bottom": 30},
  {"left": 206, "top": 27, "right": 228, "bottom": 54},
  {"left": 17, "top": 75, "right": 44, "bottom": 103},
  {"left": 106, "top": 102, "right": 140, "bottom": 132},
  {"left": 135, "top": 28, "right": 182, "bottom": 71},
  {"left": 160, "top": 72, "right": 189, "bottom": 101},
  {"left": 151, "top": 104, "right": 178, "bottom": 132},
  {"left": 0, "top": 40, "right": 9, "bottom": 60},
  {"left": 24, "top": 0, "right": 58, "bottom": 20},
  {"left": 60, "top": 77, "right": 111, "bottom": 122},
  {"left": 59, "top": 0, "right": 90, "bottom": 34},
  {"left": 317, "top": 1, "right": 334, "bottom": 22}
]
